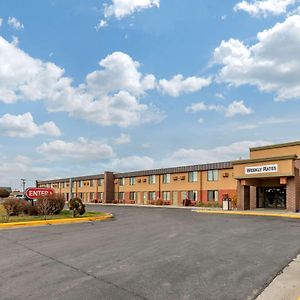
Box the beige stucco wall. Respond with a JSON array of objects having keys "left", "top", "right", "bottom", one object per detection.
[
  {"left": 234, "top": 159, "right": 295, "bottom": 179},
  {"left": 250, "top": 145, "right": 300, "bottom": 159},
  {"left": 117, "top": 169, "right": 236, "bottom": 193}
]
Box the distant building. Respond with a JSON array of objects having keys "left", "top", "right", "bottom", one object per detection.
[{"left": 37, "top": 141, "right": 300, "bottom": 212}]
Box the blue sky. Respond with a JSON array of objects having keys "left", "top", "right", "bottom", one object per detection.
[{"left": 1, "top": 0, "right": 300, "bottom": 190}]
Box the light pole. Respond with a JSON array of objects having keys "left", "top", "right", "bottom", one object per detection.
[{"left": 21, "top": 179, "right": 26, "bottom": 197}]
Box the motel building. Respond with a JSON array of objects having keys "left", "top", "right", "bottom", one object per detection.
[{"left": 37, "top": 141, "right": 300, "bottom": 212}]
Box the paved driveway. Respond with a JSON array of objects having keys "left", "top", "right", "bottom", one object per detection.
[{"left": 1, "top": 205, "right": 300, "bottom": 300}]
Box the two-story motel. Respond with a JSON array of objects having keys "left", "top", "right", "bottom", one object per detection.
[{"left": 37, "top": 141, "right": 300, "bottom": 212}]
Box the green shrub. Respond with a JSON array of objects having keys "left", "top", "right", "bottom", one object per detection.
[
  {"left": 196, "top": 201, "right": 205, "bottom": 207},
  {"left": 68, "top": 198, "right": 85, "bottom": 217}
]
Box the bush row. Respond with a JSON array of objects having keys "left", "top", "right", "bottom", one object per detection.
[
  {"left": 3, "top": 198, "right": 38, "bottom": 216},
  {"left": 2, "top": 195, "right": 86, "bottom": 221},
  {"left": 2, "top": 194, "right": 66, "bottom": 219}
]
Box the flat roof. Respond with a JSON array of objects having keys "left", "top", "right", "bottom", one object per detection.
[
  {"left": 37, "top": 161, "right": 233, "bottom": 184},
  {"left": 232, "top": 155, "right": 298, "bottom": 165},
  {"left": 250, "top": 141, "right": 300, "bottom": 152},
  {"left": 115, "top": 161, "right": 233, "bottom": 178}
]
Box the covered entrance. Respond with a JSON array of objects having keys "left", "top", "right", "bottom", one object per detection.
[
  {"left": 233, "top": 155, "right": 300, "bottom": 211},
  {"left": 257, "top": 187, "right": 286, "bottom": 209}
]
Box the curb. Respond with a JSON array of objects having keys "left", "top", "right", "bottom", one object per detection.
[
  {"left": 192, "top": 210, "right": 300, "bottom": 219},
  {"left": 86, "top": 203, "right": 196, "bottom": 209},
  {"left": 0, "top": 213, "right": 113, "bottom": 229}
]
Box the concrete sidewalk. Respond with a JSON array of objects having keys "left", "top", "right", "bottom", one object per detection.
[
  {"left": 193, "top": 209, "right": 300, "bottom": 219},
  {"left": 256, "top": 254, "right": 300, "bottom": 300},
  {"left": 86, "top": 203, "right": 197, "bottom": 209}
]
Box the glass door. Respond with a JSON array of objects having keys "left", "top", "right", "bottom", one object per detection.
[{"left": 258, "top": 187, "right": 286, "bottom": 209}]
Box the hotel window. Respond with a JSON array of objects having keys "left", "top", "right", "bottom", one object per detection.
[
  {"left": 208, "top": 190, "right": 219, "bottom": 202},
  {"left": 98, "top": 178, "right": 103, "bottom": 186},
  {"left": 181, "top": 191, "right": 187, "bottom": 200},
  {"left": 98, "top": 192, "right": 103, "bottom": 200},
  {"left": 148, "top": 175, "right": 156, "bottom": 185},
  {"left": 90, "top": 192, "right": 94, "bottom": 201},
  {"left": 90, "top": 180, "right": 94, "bottom": 187},
  {"left": 129, "top": 177, "right": 136, "bottom": 185},
  {"left": 162, "top": 191, "right": 171, "bottom": 201},
  {"left": 208, "top": 170, "right": 218, "bottom": 181},
  {"left": 78, "top": 181, "right": 83, "bottom": 188},
  {"left": 149, "top": 191, "right": 156, "bottom": 201},
  {"left": 188, "top": 171, "right": 198, "bottom": 182},
  {"left": 119, "top": 178, "right": 125, "bottom": 186},
  {"left": 129, "top": 192, "right": 136, "bottom": 201},
  {"left": 119, "top": 192, "right": 125, "bottom": 201},
  {"left": 79, "top": 192, "right": 83, "bottom": 199},
  {"left": 188, "top": 190, "right": 198, "bottom": 201},
  {"left": 71, "top": 193, "right": 76, "bottom": 199},
  {"left": 163, "top": 174, "right": 170, "bottom": 184}
]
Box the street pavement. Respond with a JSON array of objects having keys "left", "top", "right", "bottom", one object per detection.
[{"left": 1, "top": 205, "right": 300, "bottom": 300}]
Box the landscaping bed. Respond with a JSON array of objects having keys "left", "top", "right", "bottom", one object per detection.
[{"left": 0, "top": 202, "right": 106, "bottom": 224}]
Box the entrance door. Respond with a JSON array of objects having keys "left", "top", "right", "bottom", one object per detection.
[
  {"left": 172, "top": 192, "right": 178, "bottom": 206},
  {"left": 257, "top": 187, "right": 286, "bottom": 209},
  {"left": 142, "top": 192, "right": 147, "bottom": 205}
]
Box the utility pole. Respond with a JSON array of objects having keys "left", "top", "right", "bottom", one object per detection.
[{"left": 21, "top": 178, "right": 26, "bottom": 197}]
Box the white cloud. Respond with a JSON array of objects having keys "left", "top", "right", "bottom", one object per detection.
[
  {"left": 7, "top": 16, "right": 24, "bottom": 30},
  {"left": 95, "top": 19, "right": 108, "bottom": 31},
  {"left": 234, "top": 0, "right": 295, "bottom": 17},
  {"left": 113, "top": 133, "right": 131, "bottom": 144},
  {"left": 215, "top": 92, "right": 225, "bottom": 99},
  {"left": 159, "top": 74, "right": 211, "bottom": 97},
  {"left": 37, "top": 137, "right": 114, "bottom": 161},
  {"left": 85, "top": 51, "right": 156, "bottom": 97},
  {"left": 0, "top": 113, "right": 61, "bottom": 138},
  {"left": 185, "top": 100, "right": 252, "bottom": 117},
  {"left": 185, "top": 102, "right": 224, "bottom": 113},
  {"left": 104, "top": 0, "right": 160, "bottom": 20},
  {"left": 0, "top": 37, "right": 164, "bottom": 127},
  {"left": 110, "top": 155, "right": 154, "bottom": 171},
  {"left": 236, "top": 117, "right": 298, "bottom": 130},
  {"left": 141, "top": 142, "right": 152, "bottom": 149},
  {"left": 167, "top": 140, "right": 270, "bottom": 166},
  {"left": 214, "top": 14, "right": 300, "bottom": 101},
  {"left": 0, "top": 155, "right": 49, "bottom": 189},
  {"left": 225, "top": 100, "right": 253, "bottom": 117},
  {"left": 11, "top": 35, "right": 19, "bottom": 46}
]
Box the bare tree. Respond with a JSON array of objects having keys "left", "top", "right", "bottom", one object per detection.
[
  {"left": 36, "top": 197, "right": 53, "bottom": 220},
  {"left": 2, "top": 198, "right": 23, "bottom": 222}
]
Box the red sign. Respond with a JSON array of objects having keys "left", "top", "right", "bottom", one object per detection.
[{"left": 25, "top": 187, "right": 55, "bottom": 199}]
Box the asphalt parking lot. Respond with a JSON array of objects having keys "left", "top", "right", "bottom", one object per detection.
[{"left": 1, "top": 205, "right": 300, "bottom": 300}]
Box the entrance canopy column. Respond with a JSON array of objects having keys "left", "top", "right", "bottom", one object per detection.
[
  {"left": 237, "top": 180, "right": 250, "bottom": 210},
  {"left": 286, "top": 168, "right": 300, "bottom": 212}
]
